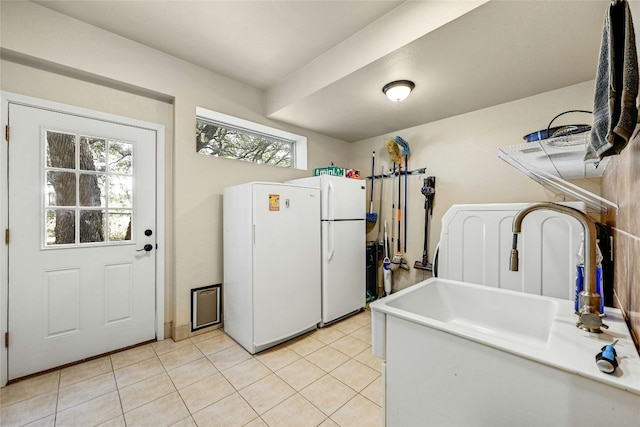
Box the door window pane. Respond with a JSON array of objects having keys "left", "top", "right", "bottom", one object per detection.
[
  {"left": 108, "top": 175, "right": 132, "bottom": 208},
  {"left": 46, "top": 171, "right": 76, "bottom": 206},
  {"left": 108, "top": 211, "right": 132, "bottom": 242},
  {"left": 108, "top": 141, "right": 133, "bottom": 175},
  {"left": 79, "top": 173, "right": 105, "bottom": 207},
  {"left": 46, "top": 131, "right": 75, "bottom": 169},
  {"left": 80, "top": 210, "right": 106, "bottom": 243},
  {"left": 46, "top": 209, "right": 75, "bottom": 245},
  {"left": 80, "top": 136, "right": 107, "bottom": 172}
]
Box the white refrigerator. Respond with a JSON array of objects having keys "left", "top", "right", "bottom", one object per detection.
[
  {"left": 223, "top": 182, "right": 321, "bottom": 354},
  {"left": 288, "top": 175, "right": 366, "bottom": 325}
]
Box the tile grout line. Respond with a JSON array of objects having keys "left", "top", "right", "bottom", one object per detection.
[
  {"left": 108, "top": 354, "right": 126, "bottom": 427},
  {"left": 208, "top": 351, "right": 274, "bottom": 427},
  {"left": 158, "top": 340, "right": 198, "bottom": 427}
]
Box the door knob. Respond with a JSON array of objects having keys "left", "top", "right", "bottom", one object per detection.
[{"left": 136, "top": 244, "right": 153, "bottom": 252}]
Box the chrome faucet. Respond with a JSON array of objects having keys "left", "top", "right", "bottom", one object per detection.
[{"left": 509, "top": 202, "right": 606, "bottom": 333}]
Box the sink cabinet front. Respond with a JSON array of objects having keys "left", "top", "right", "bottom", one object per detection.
[{"left": 383, "top": 315, "right": 639, "bottom": 427}]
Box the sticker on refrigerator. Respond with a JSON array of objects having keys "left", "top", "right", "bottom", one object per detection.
[{"left": 269, "top": 194, "right": 280, "bottom": 211}]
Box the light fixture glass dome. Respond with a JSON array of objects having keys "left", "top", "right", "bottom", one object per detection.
[{"left": 382, "top": 80, "right": 415, "bottom": 102}]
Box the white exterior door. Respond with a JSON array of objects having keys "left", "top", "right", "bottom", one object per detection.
[{"left": 6, "top": 102, "right": 158, "bottom": 380}]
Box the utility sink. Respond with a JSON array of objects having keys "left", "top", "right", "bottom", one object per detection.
[
  {"left": 370, "top": 278, "right": 640, "bottom": 426},
  {"left": 383, "top": 278, "right": 556, "bottom": 345}
]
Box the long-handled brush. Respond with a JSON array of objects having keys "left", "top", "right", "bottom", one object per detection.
[{"left": 366, "top": 151, "right": 377, "bottom": 223}]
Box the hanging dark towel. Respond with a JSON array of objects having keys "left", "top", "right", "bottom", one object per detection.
[{"left": 585, "top": 0, "right": 639, "bottom": 161}]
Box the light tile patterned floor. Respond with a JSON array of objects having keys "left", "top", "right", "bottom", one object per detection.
[{"left": 0, "top": 310, "right": 382, "bottom": 427}]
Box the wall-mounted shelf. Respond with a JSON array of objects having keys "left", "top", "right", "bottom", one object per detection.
[{"left": 498, "top": 132, "right": 618, "bottom": 214}]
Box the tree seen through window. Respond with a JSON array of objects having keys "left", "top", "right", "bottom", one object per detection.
[{"left": 196, "top": 117, "right": 293, "bottom": 168}]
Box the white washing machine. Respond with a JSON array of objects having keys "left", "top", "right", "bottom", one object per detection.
[{"left": 435, "top": 202, "right": 586, "bottom": 301}]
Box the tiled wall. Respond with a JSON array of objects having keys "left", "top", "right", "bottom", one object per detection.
[{"left": 601, "top": 127, "right": 640, "bottom": 350}]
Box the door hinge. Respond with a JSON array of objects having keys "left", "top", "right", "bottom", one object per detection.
[
  {"left": 5, "top": 229, "right": 9, "bottom": 244},
  {"left": 5, "top": 125, "right": 8, "bottom": 142},
  {"left": 4, "top": 332, "right": 8, "bottom": 348}
]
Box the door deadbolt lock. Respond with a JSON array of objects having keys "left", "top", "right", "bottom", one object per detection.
[{"left": 144, "top": 229, "right": 153, "bottom": 236}]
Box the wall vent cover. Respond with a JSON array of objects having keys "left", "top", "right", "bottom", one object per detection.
[{"left": 191, "top": 284, "right": 221, "bottom": 331}]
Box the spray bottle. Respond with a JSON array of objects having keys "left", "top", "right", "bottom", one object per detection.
[{"left": 575, "top": 235, "right": 604, "bottom": 314}]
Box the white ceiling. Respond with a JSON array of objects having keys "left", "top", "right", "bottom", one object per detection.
[{"left": 33, "top": 0, "right": 609, "bottom": 142}]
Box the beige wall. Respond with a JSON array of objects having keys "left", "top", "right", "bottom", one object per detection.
[
  {"left": 349, "top": 81, "right": 596, "bottom": 291},
  {"left": 0, "top": 1, "right": 350, "bottom": 339}
]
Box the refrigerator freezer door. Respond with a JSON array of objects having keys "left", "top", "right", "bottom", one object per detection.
[
  {"left": 252, "top": 184, "right": 321, "bottom": 350},
  {"left": 286, "top": 175, "right": 365, "bottom": 220},
  {"left": 321, "top": 220, "right": 366, "bottom": 324},
  {"left": 321, "top": 176, "right": 366, "bottom": 220}
]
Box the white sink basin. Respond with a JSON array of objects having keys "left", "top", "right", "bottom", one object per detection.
[
  {"left": 370, "top": 277, "right": 640, "bottom": 426},
  {"left": 384, "top": 278, "right": 556, "bottom": 345}
]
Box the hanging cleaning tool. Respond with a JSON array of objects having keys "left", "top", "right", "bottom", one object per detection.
[
  {"left": 392, "top": 161, "right": 403, "bottom": 267},
  {"left": 383, "top": 221, "right": 392, "bottom": 295},
  {"left": 415, "top": 176, "right": 436, "bottom": 271},
  {"left": 385, "top": 134, "right": 409, "bottom": 272},
  {"left": 386, "top": 138, "right": 401, "bottom": 164},
  {"left": 377, "top": 165, "right": 385, "bottom": 245},
  {"left": 396, "top": 160, "right": 401, "bottom": 256},
  {"left": 394, "top": 136, "right": 411, "bottom": 256},
  {"left": 389, "top": 164, "right": 398, "bottom": 271},
  {"left": 596, "top": 340, "right": 619, "bottom": 374},
  {"left": 392, "top": 161, "right": 409, "bottom": 271},
  {"left": 403, "top": 163, "right": 408, "bottom": 254},
  {"left": 366, "top": 151, "right": 378, "bottom": 223},
  {"left": 376, "top": 166, "right": 385, "bottom": 299},
  {"left": 394, "top": 136, "right": 411, "bottom": 158}
]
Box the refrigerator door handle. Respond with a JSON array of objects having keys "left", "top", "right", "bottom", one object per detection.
[
  {"left": 328, "top": 221, "right": 334, "bottom": 261},
  {"left": 327, "top": 180, "right": 334, "bottom": 221}
]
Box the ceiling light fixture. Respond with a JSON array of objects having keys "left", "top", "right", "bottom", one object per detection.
[{"left": 382, "top": 80, "right": 415, "bottom": 102}]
